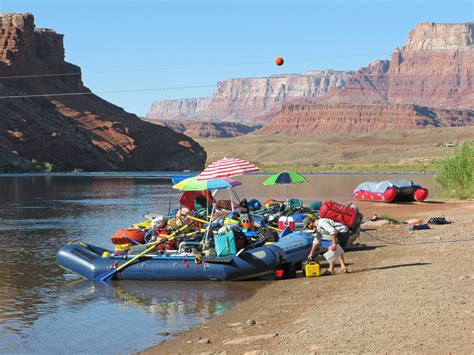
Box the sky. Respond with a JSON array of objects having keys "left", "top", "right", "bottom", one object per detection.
[{"left": 1, "top": 0, "right": 473, "bottom": 116}]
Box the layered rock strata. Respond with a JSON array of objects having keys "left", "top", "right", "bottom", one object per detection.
[
  {"left": 256, "top": 104, "right": 474, "bottom": 135},
  {"left": 0, "top": 13, "right": 205, "bottom": 171},
  {"left": 146, "top": 71, "right": 352, "bottom": 123},
  {"left": 321, "top": 22, "right": 474, "bottom": 109},
  {"left": 258, "top": 22, "right": 474, "bottom": 135},
  {"left": 149, "top": 119, "right": 262, "bottom": 138}
]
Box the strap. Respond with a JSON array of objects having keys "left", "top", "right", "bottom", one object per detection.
[{"left": 225, "top": 228, "right": 230, "bottom": 254}]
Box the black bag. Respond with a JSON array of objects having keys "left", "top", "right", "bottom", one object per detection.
[
  {"left": 427, "top": 216, "right": 451, "bottom": 225},
  {"left": 262, "top": 228, "right": 279, "bottom": 243}
]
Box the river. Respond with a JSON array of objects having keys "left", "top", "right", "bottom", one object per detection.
[{"left": 0, "top": 172, "right": 435, "bottom": 353}]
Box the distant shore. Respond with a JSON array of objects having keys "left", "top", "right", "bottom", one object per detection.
[
  {"left": 0, "top": 165, "right": 438, "bottom": 174},
  {"left": 144, "top": 200, "right": 474, "bottom": 354},
  {"left": 198, "top": 126, "right": 473, "bottom": 175}
]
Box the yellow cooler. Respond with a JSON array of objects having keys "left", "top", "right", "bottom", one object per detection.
[{"left": 304, "top": 261, "right": 321, "bottom": 277}]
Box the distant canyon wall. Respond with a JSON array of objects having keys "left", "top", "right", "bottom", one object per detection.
[
  {"left": 256, "top": 104, "right": 473, "bottom": 135},
  {"left": 258, "top": 22, "right": 474, "bottom": 135},
  {"left": 146, "top": 71, "right": 352, "bottom": 123},
  {"left": 146, "top": 22, "right": 474, "bottom": 138},
  {"left": 147, "top": 119, "right": 261, "bottom": 138},
  {"left": 320, "top": 22, "right": 474, "bottom": 109}
]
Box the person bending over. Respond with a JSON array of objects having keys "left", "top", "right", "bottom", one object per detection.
[{"left": 307, "top": 218, "right": 349, "bottom": 275}]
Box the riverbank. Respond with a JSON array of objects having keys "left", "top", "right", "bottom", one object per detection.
[
  {"left": 144, "top": 200, "right": 474, "bottom": 354},
  {"left": 199, "top": 126, "right": 474, "bottom": 174}
]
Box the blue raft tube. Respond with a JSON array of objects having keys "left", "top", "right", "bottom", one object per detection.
[{"left": 56, "top": 232, "right": 315, "bottom": 281}]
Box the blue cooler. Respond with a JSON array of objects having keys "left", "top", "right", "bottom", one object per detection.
[
  {"left": 292, "top": 214, "right": 307, "bottom": 230},
  {"left": 215, "top": 231, "right": 237, "bottom": 256}
]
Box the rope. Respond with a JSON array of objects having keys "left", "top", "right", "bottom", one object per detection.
[
  {"left": 361, "top": 229, "right": 474, "bottom": 246},
  {"left": 0, "top": 84, "right": 215, "bottom": 99},
  {"left": 0, "top": 52, "right": 388, "bottom": 80}
]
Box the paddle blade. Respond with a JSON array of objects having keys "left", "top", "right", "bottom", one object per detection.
[
  {"left": 279, "top": 226, "right": 293, "bottom": 238},
  {"left": 94, "top": 269, "right": 117, "bottom": 281}
]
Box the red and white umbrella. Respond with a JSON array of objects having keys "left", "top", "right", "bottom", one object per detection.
[{"left": 197, "top": 158, "right": 259, "bottom": 180}]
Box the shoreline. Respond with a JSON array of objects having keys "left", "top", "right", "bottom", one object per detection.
[
  {"left": 143, "top": 200, "right": 474, "bottom": 354},
  {"left": 0, "top": 168, "right": 441, "bottom": 174},
  {"left": 0, "top": 170, "right": 437, "bottom": 177}
]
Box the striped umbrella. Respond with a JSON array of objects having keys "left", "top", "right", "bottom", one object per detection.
[{"left": 197, "top": 158, "right": 259, "bottom": 180}]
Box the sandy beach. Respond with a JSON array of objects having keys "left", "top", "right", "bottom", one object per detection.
[{"left": 144, "top": 200, "right": 474, "bottom": 354}]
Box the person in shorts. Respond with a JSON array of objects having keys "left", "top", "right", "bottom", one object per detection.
[{"left": 307, "top": 218, "right": 349, "bottom": 275}]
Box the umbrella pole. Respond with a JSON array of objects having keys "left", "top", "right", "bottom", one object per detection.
[
  {"left": 231, "top": 187, "right": 241, "bottom": 206},
  {"left": 168, "top": 188, "right": 173, "bottom": 214},
  {"left": 232, "top": 187, "right": 241, "bottom": 202},
  {"left": 229, "top": 189, "right": 234, "bottom": 212},
  {"left": 204, "top": 203, "right": 216, "bottom": 243}
]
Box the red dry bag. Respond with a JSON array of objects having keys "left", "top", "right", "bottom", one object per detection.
[{"left": 319, "top": 201, "right": 363, "bottom": 231}]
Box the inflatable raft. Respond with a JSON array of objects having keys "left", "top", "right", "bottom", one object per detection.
[
  {"left": 354, "top": 179, "right": 428, "bottom": 203},
  {"left": 56, "top": 232, "right": 315, "bottom": 281}
]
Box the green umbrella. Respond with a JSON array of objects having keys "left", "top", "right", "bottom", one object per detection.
[
  {"left": 263, "top": 171, "right": 308, "bottom": 203},
  {"left": 263, "top": 171, "right": 308, "bottom": 185}
]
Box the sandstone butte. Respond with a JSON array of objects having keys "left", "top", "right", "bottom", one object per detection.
[
  {"left": 0, "top": 13, "right": 206, "bottom": 172},
  {"left": 147, "top": 22, "right": 474, "bottom": 137}
]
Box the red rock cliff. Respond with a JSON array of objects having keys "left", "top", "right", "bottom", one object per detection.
[
  {"left": 322, "top": 22, "right": 474, "bottom": 109},
  {"left": 256, "top": 104, "right": 473, "bottom": 135},
  {"left": 146, "top": 71, "right": 352, "bottom": 124},
  {"left": 0, "top": 13, "right": 206, "bottom": 171},
  {"left": 258, "top": 22, "right": 474, "bottom": 136}
]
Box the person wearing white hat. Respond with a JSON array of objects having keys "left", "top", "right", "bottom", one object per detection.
[{"left": 307, "top": 218, "right": 349, "bottom": 275}]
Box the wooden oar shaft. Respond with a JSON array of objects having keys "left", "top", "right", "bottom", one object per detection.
[{"left": 157, "top": 228, "right": 205, "bottom": 239}]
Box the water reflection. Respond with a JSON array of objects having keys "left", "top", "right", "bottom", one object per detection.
[
  {"left": 0, "top": 176, "right": 184, "bottom": 353},
  {"left": 59, "top": 281, "right": 256, "bottom": 321}
]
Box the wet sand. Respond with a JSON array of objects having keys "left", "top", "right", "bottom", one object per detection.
[{"left": 144, "top": 200, "right": 474, "bottom": 354}]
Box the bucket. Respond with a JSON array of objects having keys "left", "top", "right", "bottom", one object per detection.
[{"left": 323, "top": 244, "right": 345, "bottom": 263}]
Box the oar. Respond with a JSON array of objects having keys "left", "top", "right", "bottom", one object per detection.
[
  {"left": 267, "top": 225, "right": 283, "bottom": 232},
  {"left": 95, "top": 224, "right": 189, "bottom": 281},
  {"left": 188, "top": 213, "right": 282, "bottom": 231},
  {"left": 186, "top": 215, "right": 209, "bottom": 224}
]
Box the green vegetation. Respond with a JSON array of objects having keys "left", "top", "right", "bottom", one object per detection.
[
  {"left": 30, "top": 159, "right": 56, "bottom": 172},
  {"left": 379, "top": 214, "right": 400, "bottom": 224},
  {"left": 42, "top": 162, "right": 56, "bottom": 172},
  {"left": 436, "top": 142, "right": 474, "bottom": 199},
  {"left": 257, "top": 161, "right": 439, "bottom": 174},
  {"left": 0, "top": 155, "right": 57, "bottom": 173}
]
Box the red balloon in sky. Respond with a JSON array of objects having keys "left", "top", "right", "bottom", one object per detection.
[{"left": 275, "top": 57, "right": 284, "bottom": 66}]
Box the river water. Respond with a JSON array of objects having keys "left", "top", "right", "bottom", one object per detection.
[{"left": 0, "top": 173, "right": 435, "bottom": 353}]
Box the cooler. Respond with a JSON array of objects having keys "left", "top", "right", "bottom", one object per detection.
[
  {"left": 215, "top": 231, "right": 237, "bottom": 256},
  {"left": 278, "top": 216, "right": 295, "bottom": 231},
  {"left": 303, "top": 261, "right": 321, "bottom": 277}
]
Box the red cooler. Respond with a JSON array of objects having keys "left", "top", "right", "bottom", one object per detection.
[{"left": 278, "top": 216, "right": 295, "bottom": 231}]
